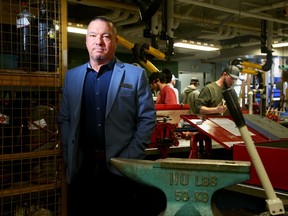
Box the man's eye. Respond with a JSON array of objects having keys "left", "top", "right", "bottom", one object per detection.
[{"left": 103, "top": 35, "right": 111, "bottom": 40}]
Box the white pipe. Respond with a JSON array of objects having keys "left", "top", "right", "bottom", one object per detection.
[
  {"left": 267, "top": 21, "right": 273, "bottom": 52},
  {"left": 112, "top": 12, "right": 130, "bottom": 23},
  {"left": 151, "top": 15, "right": 160, "bottom": 35},
  {"left": 245, "top": 1, "right": 288, "bottom": 13},
  {"left": 248, "top": 91, "right": 253, "bottom": 114},
  {"left": 116, "top": 13, "right": 139, "bottom": 27},
  {"left": 167, "top": 0, "right": 174, "bottom": 37},
  {"left": 106, "top": 10, "right": 121, "bottom": 20}
]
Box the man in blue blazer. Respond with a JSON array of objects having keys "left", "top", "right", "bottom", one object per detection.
[{"left": 58, "top": 16, "right": 161, "bottom": 215}]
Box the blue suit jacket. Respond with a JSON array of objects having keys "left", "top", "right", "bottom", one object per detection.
[{"left": 58, "top": 59, "right": 156, "bottom": 183}]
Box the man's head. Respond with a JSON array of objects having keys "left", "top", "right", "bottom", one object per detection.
[
  {"left": 149, "top": 72, "right": 166, "bottom": 91},
  {"left": 161, "top": 68, "right": 172, "bottom": 83},
  {"left": 86, "top": 16, "right": 118, "bottom": 65},
  {"left": 224, "top": 65, "right": 240, "bottom": 80},
  {"left": 222, "top": 65, "right": 240, "bottom": 88},
  {"left": 190, "top": 77, "right": 199, "bottom": 86}
]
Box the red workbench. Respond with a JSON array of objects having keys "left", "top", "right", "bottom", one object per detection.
[{"left": 181, "top": 114, "right": 288, "bottom": 191}]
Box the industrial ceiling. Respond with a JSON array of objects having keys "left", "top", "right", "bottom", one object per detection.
[{"left": 67, "top": 0, "right": 288, "bottom": 61}]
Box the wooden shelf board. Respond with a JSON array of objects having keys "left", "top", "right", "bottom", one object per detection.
[
  {"left": 0, "top": 71, "right": 61, "bottom": 87},
  {"left": 0, "top": 149, "right": 62, "bottom": 161}
]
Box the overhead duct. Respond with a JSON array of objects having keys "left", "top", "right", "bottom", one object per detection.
[
  {"left": 132, "top": 0, "right": 162, "bottom": 22},
  {"left": 199, "top": 26, "right": 238, "bottom": 40},
  {"left": 115, "top": 13, "right": 139, "bottom": 26},
  {"left": 177, "top": 0, "right": 288, "bottom": 25}
]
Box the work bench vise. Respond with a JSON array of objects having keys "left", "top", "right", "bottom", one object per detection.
[{"left": 111, "top": 158, "right": 251, "bottom": 216}]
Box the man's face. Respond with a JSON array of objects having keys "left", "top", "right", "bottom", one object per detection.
[
  {"left": 86, "top": 20, "right": 118, "bottom": 64},
  {"left": 223, "top": 72, "right": 237, "bottom": 89},
  {"left": 150, "top": 79, "right": 160, "bottom": 91}
]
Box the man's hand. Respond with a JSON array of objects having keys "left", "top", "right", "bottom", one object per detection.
[{"left": 217, "top": 99, "right": 227, "bottom": 115}]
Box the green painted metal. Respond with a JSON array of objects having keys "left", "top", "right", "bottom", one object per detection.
[{"left": 111, "top": 158, "right": 251, "bottom": 216}]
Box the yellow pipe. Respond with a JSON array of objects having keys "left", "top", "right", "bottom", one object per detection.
[
  {"left": 117, "top": 35, "right": 161, "bottom": 72},
  {"left": 139, "top": 61, "right": 159, "bottom": 72},
  {"left": 117, "top": 35, "right": 166, "bottom": 60},
  {"left": 241, "top": 68, "right": 259, "bottom": 75},
  {"left": 145, "top": 45, "right": 166, "bottom": 60},
  {"left": 117, "top": 35, "right": 134, "bottom": 50},
  {"left": 241, "top": 61, "right": 263, "bottom": 70}
]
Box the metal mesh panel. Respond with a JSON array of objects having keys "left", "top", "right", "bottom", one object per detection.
[{"left": 0, "top": 0, "right": 64, "bottom": 215}]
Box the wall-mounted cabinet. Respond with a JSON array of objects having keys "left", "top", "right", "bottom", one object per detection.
[{"left": 0, "top": 0, "right": 67, "bottom": 215}]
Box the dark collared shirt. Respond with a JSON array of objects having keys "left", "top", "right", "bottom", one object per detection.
[{"left": 80, "top": 59, "right": 115, "bottom": 151}]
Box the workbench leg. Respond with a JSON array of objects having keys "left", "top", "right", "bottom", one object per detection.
[
  {"left": 204, "top": 136, "right": 212, "bottom": 158},
  {"left": 189, "top": 132, "right": 212, "bottom": 159},
  {"left": 158, "top": 145, "right": 170, "bottom": 159},
  {"left": 189, "top": 133, "right": 200, "bottom": 159}
]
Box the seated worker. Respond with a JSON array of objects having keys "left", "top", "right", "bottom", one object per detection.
[
  {"left": 195, "top": 65, "right": 240, "bottom": 116},
  {"left": 149, "top": 72, "right": 177, "bottom": 104}
]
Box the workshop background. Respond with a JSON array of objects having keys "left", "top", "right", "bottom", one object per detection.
[{"left": 0, "top": 0, "right": 288, "bottom": 215}]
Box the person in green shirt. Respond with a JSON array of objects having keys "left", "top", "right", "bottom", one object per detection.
[
  {"left": 180, "top": 77, "right": 200, "bottom": 114},
  {"left": 195, "top": 65, "right": 240, "bottom": 116}
]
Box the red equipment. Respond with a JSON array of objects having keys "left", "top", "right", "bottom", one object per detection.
[
  {"left": 148, "top": 104, "right": 190, "bottom": 158},
  {"left": 181, "top": 114, "right": 288, "bottom": 191}
]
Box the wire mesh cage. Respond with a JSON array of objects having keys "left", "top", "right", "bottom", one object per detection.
[{"left": 0, "top": 0, "right": 64, "bottom": 215}]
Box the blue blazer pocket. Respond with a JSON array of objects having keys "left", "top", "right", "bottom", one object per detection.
[{"left": 120, "top": 83, "right": 132, "bottom": 89}]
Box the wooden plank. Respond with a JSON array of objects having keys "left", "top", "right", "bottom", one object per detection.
[
  {"left": 0, "top": 182, "right": 61, "bottom": 197},
  {"left": 0, "top": 71, "right": 61, "bottom": 87},
  {"left": 0, "top": 149, "right": 62, "bottom": 161}
]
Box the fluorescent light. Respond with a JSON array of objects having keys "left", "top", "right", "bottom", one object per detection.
[
  {"left": 55, "top": 23, "right": 88, "bottom": 35},
  {"left": 67, "top": 26, "right": 87, "bottom": 35},
  {"left": 174, "top": 39, "right": 220, "bottom": 51},
  {"left": 272, "top": 41, "right": 288, "bottom": 48}
]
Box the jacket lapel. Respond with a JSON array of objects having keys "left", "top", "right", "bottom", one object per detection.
[{"left": 106, "top": 62, "right": 124, "bottom": 117}]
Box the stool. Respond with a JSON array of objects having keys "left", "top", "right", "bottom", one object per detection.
[
  {"left": 111, "top": 158, "right": 251, "bottom": 216},
  {"left": 189, "top": 131, "right": 212, "bottom": 159}
]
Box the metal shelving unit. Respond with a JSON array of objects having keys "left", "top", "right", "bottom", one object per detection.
[{"left": 0, "top": 0, "right": 67, "bottom": 215}]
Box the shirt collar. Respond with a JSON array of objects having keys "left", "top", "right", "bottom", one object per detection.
[{"left": 86, "top": 58, "right": 116, "bottom": 72}]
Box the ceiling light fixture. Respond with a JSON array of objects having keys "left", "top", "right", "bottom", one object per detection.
[
  {"left": 272, "top": 41, "right": 288, "bottom": 48},
  {"left": 55, "top": 23, "right": 88, "bottom": 35},
  {"left": 67, "top": 23, "right": 87, "bottom": 35},
  {"left": 173, "top": 39, "right": 221, "bottom": 51},
  {"left": 67, "top": 26, "right": 87, "bottom": 35}
]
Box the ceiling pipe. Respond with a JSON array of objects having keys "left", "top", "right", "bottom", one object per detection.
[
  {"left": 106, "top": 9, "right": 121, "bottom": 20},
  {"left": 167, "top": 0, "right": 174, "bottom": 37},
  {"left": 115, "top": 13, "right": 140, "bottom": 27},
  {"left": 177, "top": 0, "right": 288, "bottom": 25},
  {"left": 68, "top": 0, "right": 139, "bottom": 11},
  {"left": 245, "top": 1, "right": 287, "bottom": 13},
  {"left": 199, "top": 26, "right": 238, "bottom": 40},
  {"left": 221, "top": 41, "right": 260, "bottom": 49},
  {"left": 267, "top": 21, "right": 273, "bottom": 52},
  {"left": 67, "top": 0, "right": 288, "bottom": 42},
  {"left": 121, "top": 25, "right": 146, "bottom": 36},
  {"left": 67, "top": 0, "right": 287, "bottom": 35},
  {"left": 151, "top": 14, "right": 161, "bottom": 35},
  {"left": 111, "top": 11, "right": 130, "bottom": 23},
  {"left": 277, "top": 28, "right": 288, "bottom": 37}
]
